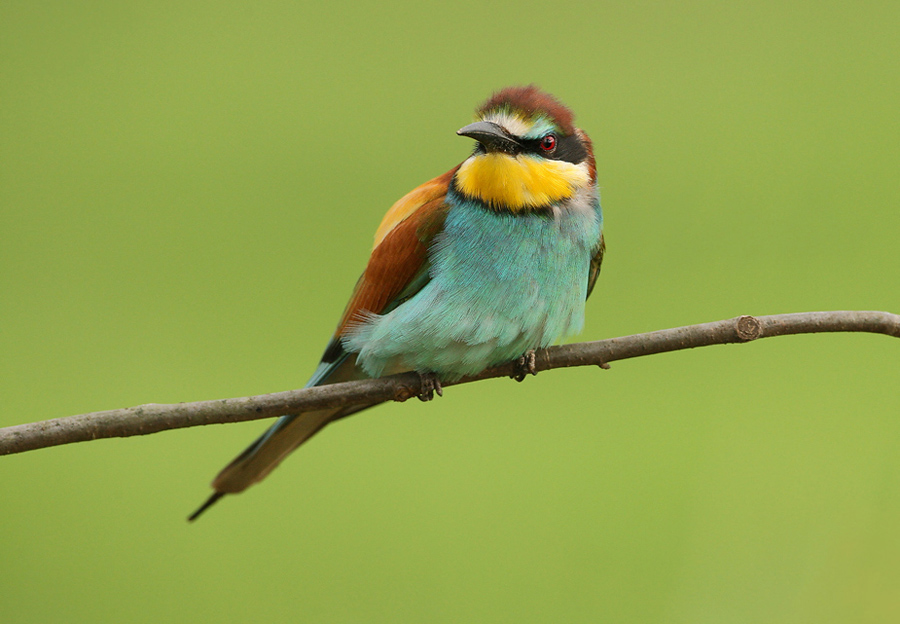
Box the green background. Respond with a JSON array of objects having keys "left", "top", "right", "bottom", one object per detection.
[{"left": 2, "top": 1, "right": 898, "bottom": 622}]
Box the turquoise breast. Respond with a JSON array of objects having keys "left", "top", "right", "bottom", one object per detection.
[{"left": 343, "top": 194, "right": 602, "bottom": 380}]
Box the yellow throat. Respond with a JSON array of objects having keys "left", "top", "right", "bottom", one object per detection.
[{"left": 455, "top": 152, "right": 589, "bottom": 211}]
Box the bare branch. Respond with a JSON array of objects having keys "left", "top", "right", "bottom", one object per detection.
[{"left": 2, "top": 311, "right": 897, "bottom": 456}]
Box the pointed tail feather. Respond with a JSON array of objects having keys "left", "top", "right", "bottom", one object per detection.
[
  {"left": 187, "top": 409, "right": 337, "bottom": 522},
  {"left": 188, "top": 491, "right": 225, "bottom": 522},
  {"left": 187, "top": 409, "right": 338, "bottom": 522},
  {"left": 189, "top": 354, "right": 375, "bottom": 521}
]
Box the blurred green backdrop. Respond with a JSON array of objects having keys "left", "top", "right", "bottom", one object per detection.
[{"left": 2, "top": 1, "right": 898, "bottom": 622}]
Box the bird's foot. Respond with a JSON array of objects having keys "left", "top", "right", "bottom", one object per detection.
[
  {"left": 511, "top": 349, "right": 537, "bottom": 382},
  {"left": 417, "top": 372, "right": 443, "bottom": 402}
]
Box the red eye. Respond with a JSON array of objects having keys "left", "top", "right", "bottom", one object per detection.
[{"left": 540, "top": 134, "right": 557, "bottom": 152}]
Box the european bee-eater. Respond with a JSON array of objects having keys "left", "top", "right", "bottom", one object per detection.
[{"left": 189, "top": 85, "right": 604, "bottom": 520}]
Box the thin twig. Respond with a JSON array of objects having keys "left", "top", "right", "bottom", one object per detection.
[{"left": 1, "top": 311, "right": 897, "bottom": 456}]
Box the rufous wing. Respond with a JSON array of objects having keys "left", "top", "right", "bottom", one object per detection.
[{"left": 334, "top": 168, "right": 455, "bottom": 337}]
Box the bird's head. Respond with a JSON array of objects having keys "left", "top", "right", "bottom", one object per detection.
[{"left": 454, "top": 85, "right": 596, "bottom": 212}]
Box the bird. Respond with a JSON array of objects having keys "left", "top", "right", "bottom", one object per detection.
[{"left": 188, "top": 85, "right": 604, "bottom": 521}]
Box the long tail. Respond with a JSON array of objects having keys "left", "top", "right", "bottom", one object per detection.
[
  {"left": 189, "top": 356, "right": 370, "bottom": 521},
  {"left": 188, "top": 409, "right": 336, "bottom": 521}
]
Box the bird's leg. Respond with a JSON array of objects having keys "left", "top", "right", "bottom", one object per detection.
[
  {"left": 417, "top": 372, "right": 443, "bottom": 402},
  {"left": 511, "top": 349, "right": 537, "bottom": 382}
]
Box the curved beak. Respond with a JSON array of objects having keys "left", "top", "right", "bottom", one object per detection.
[{"left": 457, "top": 121, "right": 520, "bottom": 153}]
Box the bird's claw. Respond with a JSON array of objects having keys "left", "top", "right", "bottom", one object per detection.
[
  {"left": 417, "top": 372, "right": 443, "bottom": 401},
  {"left": 511, "top": 349, "right": 537, "bottom": 382}
]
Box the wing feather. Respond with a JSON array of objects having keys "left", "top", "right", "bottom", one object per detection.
[
  {"left": 586, "top": 231, "right": 605, "bottom": 300},
  {"left": 373, "top": 167, "right": 456, "bottom": 247},
  {"left": 334, "top": 170, "right": 454, "bottom": 337}
]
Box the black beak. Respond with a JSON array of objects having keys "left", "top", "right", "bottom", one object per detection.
[{"left": 457, "top": 121, "right": 520, "bottom": 153}]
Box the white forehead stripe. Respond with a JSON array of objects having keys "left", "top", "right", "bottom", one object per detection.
[{"left": 480, "top": 111, "right": 558, "bottom": 140}]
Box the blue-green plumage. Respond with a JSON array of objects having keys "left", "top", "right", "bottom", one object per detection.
[{"left": 344, "top": 190, "right": 602, "bottom": 380}]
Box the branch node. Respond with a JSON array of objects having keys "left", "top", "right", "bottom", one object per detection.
[
  {"left": 392, "top": 384, "right": 416, "bottom": 403},
  {"left": 736, "top": 315, "right": 762, "bottom": 341},
  {"left": 598, "top": 362, "right": 611, "bottom": 370}
]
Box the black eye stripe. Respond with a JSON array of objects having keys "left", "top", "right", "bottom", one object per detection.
[
  {"left": 469, "top": 131, "right": 587, "bottom": 164},
  {"left": 522, "top": 134, "right": 586, "bottom": 164}
]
